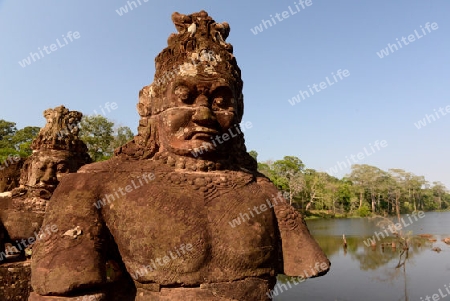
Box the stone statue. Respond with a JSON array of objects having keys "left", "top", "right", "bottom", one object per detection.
[
  {"left": 29, "top": 11, "right": 330, "bottom": 301},
  {"left": 1, "top": 105, "right": 91, "bottom": 238},
  {"left": 0, "top": 106, "right": 91, "bottom": 300},
  {"left": 0, "top": 156, "right": 24, "bottom": 193}
]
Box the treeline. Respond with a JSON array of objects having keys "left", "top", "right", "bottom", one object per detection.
[
  {"left": 0, "top": 120, "right": 40, "bottom": 161},
  {"left": 0, "top": 116, "right": 134, "bottom": 163},
  {"left": 2, "top": 117, "right": 448, "bottom": 217},
  {"left": 251, "top": 152, "right": 449, "bottom": 217}
]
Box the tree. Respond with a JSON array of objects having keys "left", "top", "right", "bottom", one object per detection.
[
  {"left": 257, "top": 160, "right": 273, "bottom": 179},
  {"left": 431, "top": 181, "right": 448, "bottom": 210},
  {"left": 388, "top": 169, "right": 408, "bottom": 215},
  {"left": 254, "top": 154, "right": 450, "bottom": 215},
  {"left": 337, "top": 178, "right": 354, "bottom": 213},
  {"left": 0, "top": 120, "right": 17, "bottom": 149},
  {"left": 302, "top": 169, "right": 328, "bottom": 211},
  {"left": 348, "top": 164, "right": 384, "bottom": 213},
  {"left": 79, "top": 115, "right": 114, "bottom": 162},
  {"left": 256, "top": 156, "right": 306, "bottom": 206},
  {"left": 0, "top": 120, "right": 39, "bottom": 160},
  {"left": 272, "top": 156, "right": 305, "bottom": 205},
  {"left": 111, "top": 126, "right": 134, "bottom": 150},
  {"left": 11, "top": 126, "right": 40, "bottom": 156},
  {"left": 286, "top": 172, "right": 305, "bottom": 205},
  {"left": 249, "top": 150, "right": 258, "bottom": 161}
]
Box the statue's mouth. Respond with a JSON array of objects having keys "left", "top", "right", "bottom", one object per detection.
[
  {"left": 37, "top": 181, "right": 57, "bottom": 190},
  {"left": 189, "top": 128, "right": 219, "bottom": 140}
]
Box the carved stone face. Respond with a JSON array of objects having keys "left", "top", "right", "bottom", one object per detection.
[
  {"left": 157, "top": 76, "right": 239, "bottom": 156},
  {"left": 24, "top": 151, "right": 74, "bottom": 191}
]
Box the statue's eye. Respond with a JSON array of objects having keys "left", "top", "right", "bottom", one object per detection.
[
  {"left": 174, "top": 86, "right": 192, "bottom": 103},
  {"left": 213, "top": 96, "right": 226, "bottom": 108},
  {"left": 57, "top": 164, "right": 68, "bottom": 173},
  {"left": 211, "top": 88, "right": 233, "bottom": 111}
]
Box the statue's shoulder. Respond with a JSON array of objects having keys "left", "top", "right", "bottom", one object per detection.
[
  {"left": 77, "top": 157, "right": 122, "bottom": 174},
  {"left": 77, "top": 157, "right": 164, "bottom": 173},
  {"left": 254, "top": 173, "right": 279, "bottom": 193}
]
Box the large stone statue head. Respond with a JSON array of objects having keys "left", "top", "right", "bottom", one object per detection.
[{"left": 116, "top": 10, "right": 255, "bottom": 172}]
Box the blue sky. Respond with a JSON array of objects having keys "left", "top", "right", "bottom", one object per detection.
[{"left": 1, "top": 0, "right": 449, "bottom": 187}]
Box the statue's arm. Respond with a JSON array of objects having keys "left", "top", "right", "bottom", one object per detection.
[
  {"left": 257, "top": 177, "right": 330, "bottom": 278},
  {"left": 30, "top": 174, "right": 107, "bottom": 299}
]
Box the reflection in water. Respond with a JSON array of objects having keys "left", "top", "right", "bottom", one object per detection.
[
  {"left": 311, "top": 235, "right": 432, "bottom": 271},
  {"left": 274, "top": 212, "right": 450, "bottom": 301}
]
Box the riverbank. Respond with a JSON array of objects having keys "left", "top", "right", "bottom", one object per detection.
[
  {"left": 303, "top": 209, "right": 450, "bottom": 220},
  {"left": 304, "top": 210, "right": 359, "bottom": 220}
]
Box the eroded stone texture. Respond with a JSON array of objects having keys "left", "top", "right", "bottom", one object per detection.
[
  {"left": 0, "top": 106, "right": 91, "bottom": 300},
  {"left": 30, "top": 11, "right": 330, "bottom": 301},
  {"left": 1, "top": 106, "right": 91, "bottom": 241},
  {"left": 30, "top": 106, "right": 87, "bottom": 155},
  {"left": 0, "top": 262, "right": 31, "bottom": 301},
  {"left": 0, "top": 158, "right": 24, "bottom": 193}
]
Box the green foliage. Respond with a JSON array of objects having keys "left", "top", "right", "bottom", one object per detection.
[
  {"left": 272, "top": 156, "right": 304, "bottom": 191},
  {"left": 255, "top": 153, "right": 450, "bottom": 216},
  {"left": 256, "top": 156, "right": 306, "bottom": 205},
  {"left": 273, "top": 156, "right": 305, "bottom": 177},
  {"left": 257, "top": 161, "right": 276, "bottom": 181},
  {"left": 337, "top": 179, "right": 353, "bottom": 212},
  {"left": 0, "top": 148, "right": 20, "bottom": 163},
  {"left": 0, "top": 116, "right": 135, "bottom": 164},
  {"left": 11, "top": 126, "right": 40, "bottom": 156},
  {"left": 79, "top": 115, "right": 115, "bottom": 162},
  {"left": 357, "top": 203, "right": 371, "bottom": 217},
  {"left": 0, "top": 120, "right": 39, "bottom": 160},
  {"left": 79, "top": 116, "right": 135, "bottom": 162},
  {"left": 249, "top": 150, "right": 258, "bottom": 161},
  {"left": 111, "top": 126, "right": 134, "bottom": 150},
  {"left": 0, "top": 120, "right": 17, "bottom": 139},
  {"left": 0, "top": 120, "right": 18, "bottom": 149}
]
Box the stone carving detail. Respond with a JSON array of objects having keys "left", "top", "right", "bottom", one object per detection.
[
  {"left": 31, "top": 105, "right": 86, "bottom": 153},
  {"left": 29, "top": 11, "right": 330, "bottom": 301},
  {"left": 0, "top": 158, "right": 24, "bottom": 193},
  {"left": 0, "top": 106, "right": 91, "bottom": 300},
  {"left": 21, "top": 106, "right": 91, "bottom": 193},
  {"left": 117, "top": 10, "right": 251, "bottom": 172}
]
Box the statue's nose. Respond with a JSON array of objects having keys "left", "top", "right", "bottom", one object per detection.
[
  {"left": 194, "top": 94, "right": 209, "bottom": 107},
  {"left": 40, "top": 167, "right": 57, "bottom": 184},
  {"left": 192, "top": 95, "right": 216, "bottom": 125}
]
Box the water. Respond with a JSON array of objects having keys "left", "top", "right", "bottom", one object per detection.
[{"left": 273, "top": 212, "right": 450, "bottom": 301}]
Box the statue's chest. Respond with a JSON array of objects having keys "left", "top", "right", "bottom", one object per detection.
[{"left": 101, "top": 172, "right": 278, "bottom": 272}]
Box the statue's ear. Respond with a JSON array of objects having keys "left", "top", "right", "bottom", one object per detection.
[{"left": 236, "top": 93, "right": 244, "bottom": 123}]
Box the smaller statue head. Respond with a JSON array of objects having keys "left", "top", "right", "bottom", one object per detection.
[
  {"left": 31, "top": 106, "right": 86, "bottom": 153},
  {"left": 20, "top": 150, "right": 81, "bottom": 192},
  {"left": 20, "top": 106, "right": 91, "bottom": 192}
]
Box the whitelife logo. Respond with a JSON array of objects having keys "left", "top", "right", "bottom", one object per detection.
[
  {"left": 93, "top": 172, "right": 155, "bottom": 209},
  {"left": 376, "top": 22, "right": 439, "bottom": 59},
  {"left": 0, "top": 224, "right": 58, "bottom": 261},
  {"left": 326, "top": 140, "right": 388, "bottom": 176},
  {"left": 115, "top": 0, "right": 149, "bottom": 16},
  {"left": 288, "top": 69, "right": 350, "bottom": 106},
  {"left": 414, "top": 105, "right": 450, "bottom": 129},
  {"left": 250, "top": 0, "right": 313, "bottom": 35},
  {"left": 362, "top": 211, "right": 425, "bottom": 247},
  {"left": 18, "top": 31, "right": 81, "bottom": 68},
  {"left": 191, "top": 122, "right": 253, "bottom": 158}
]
